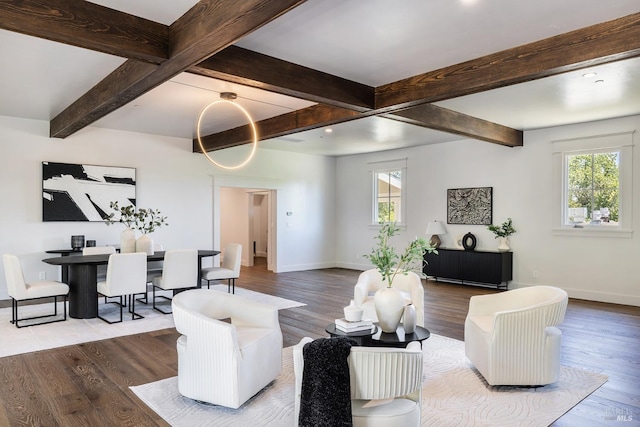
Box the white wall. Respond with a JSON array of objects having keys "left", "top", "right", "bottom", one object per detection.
[
  {"left": 0, "top": 115, "right": 337, "bottom": 299},
  {"left": 210, "top": 147, "right": 337, "bottom": 272},
  {"left": 4, "top": 112, "right": 636, "bottom": 306},
  {"left": 336, "top": 114, "right": 640, "bottom": 307}
]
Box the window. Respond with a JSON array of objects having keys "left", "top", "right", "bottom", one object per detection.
[
  {"left": 370, "top": 159, "right": 407, "bottom": 225},
  {"left": 565, "top": 150, "right": 619, "bottom": 226},
  {"left": 375, "top": 170, "right": 402, "bottom": 223},
  {"left": 553, "top": 131, "right": 634, "bottom": 237}
]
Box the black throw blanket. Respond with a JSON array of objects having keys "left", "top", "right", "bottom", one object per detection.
[{"left": 298, "top": 337, "right": 356, "bottom": 427}]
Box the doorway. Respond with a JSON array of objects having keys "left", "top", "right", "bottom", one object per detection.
[
  {"left": 217, "top": 185, "right": 276, "bottom": 272},
  {"left": 248, "top": 191, "right": 269, "bottom": 268}
]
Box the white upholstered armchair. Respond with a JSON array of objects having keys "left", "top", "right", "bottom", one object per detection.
[
  {"left": 294, "top": 337, "right": 423, "bottom": 426},
  {"left": 172, "top": 288, "right": 283, "bottom": 409},
  {"left": 354, "top": 269, "right": 424, "bottom": 327},
  {"left": 464, "top": 285, "right": 568, "bottom": 386}
]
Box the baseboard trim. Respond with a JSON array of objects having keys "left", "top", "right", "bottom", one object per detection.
[
  {"left": 510, "top": 282, "right": 640, "bottom": 307},
  {"left": 335, "top": 262, "right": 369, "bottom": 271},
  {"left": 275, "top": 262, "right": 337, "bottom": 273}
]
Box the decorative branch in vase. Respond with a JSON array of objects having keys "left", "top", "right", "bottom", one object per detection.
[
  {"left": 364, "top": 222, "right": 437, "bottom": 286},
  {"left": 133, "top": 208, "right": 168, "bottom": 255},
  {"left": 105, "top": 202, "right": 168, "bottom": 254},
  {"left": 363, "top": 222, "right": 437, "bottom": 332},
  {"left": 105, "top": 201, "right": 137, "bottom": 228},
  {"left": 487, "top": 217, "right": 516, "bottom": 252},
  {"left": 134, "top": 208, "right": 168, "bottom": 235},
  {"left": 105, "top": 201, "right": 138, "bottom": 253}
]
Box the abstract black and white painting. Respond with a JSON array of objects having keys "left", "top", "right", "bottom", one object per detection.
[
  {"left": 42, "top": 162, "right": 136, "bottom": 222},
  {"left": 447, "top": 187, "right": 493, "bottom": 225}
]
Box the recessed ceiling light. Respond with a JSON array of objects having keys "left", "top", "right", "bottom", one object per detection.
[
  {"left": 595, "top": 79, "right": 605, "bottom": 84},
  {"left": 582, "top": 72, "right": 597, "bottom": 78},
  {"left": 325, "top": 128, "right": 333, "bottom": 133}
]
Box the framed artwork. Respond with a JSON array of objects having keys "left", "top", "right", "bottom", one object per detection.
[
  {"left": 42, "top": 161, "right": 136, "bottom": 222},
  {"left": 447, "top": 187, "right": 493, "bottom": 225}
]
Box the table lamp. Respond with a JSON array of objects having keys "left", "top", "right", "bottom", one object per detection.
[{"left": 425, "top": 220, "right": 446, "bottom": 249}]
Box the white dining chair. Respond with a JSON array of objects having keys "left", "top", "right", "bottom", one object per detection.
[
  {"left": 83, "top": 246, "right": 116, "bottom": 282},
  {"left": 82, "top": 246, "right": 116, "bottom": 255},
  {"left": 96, "top": 252, "right": 147, "bottom": 323},
  {"left": 3, "top": 253, "right": 69, "bottom": 328},
  {"left": 136, "top": 242, "right": 165, "bottom": 305},
  {"left": 201, "top": 243, "right": 242, "bottom": 293},
  {"left": 152, "top": 249, "right": 198, "bottom": 314}
]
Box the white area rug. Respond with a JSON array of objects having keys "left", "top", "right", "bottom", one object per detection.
[
  {"left": 130, "top": 334, "right": 607, "bottom": 427},
  {"left": 0, "top": 287, "right": 305, "bottom": 358},
  {"left": 207, "top": 285, "right": 306, "bottom": 310}
]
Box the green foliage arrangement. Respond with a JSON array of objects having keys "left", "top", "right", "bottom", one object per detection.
[
  {"left": 105, "top": 201, "right": 168, "bottom": 234},
  {"left": 487, "top": 217, "right": 516, "bottom": 238},
  {"left": 105, "top": 201, "right": 137, "bottom": 228},
  {"left": 364, "top": 222, "right": 437, "bottom": 287},
  {"left": 135, "top": 207, "right": 168, "bottom": 234}
]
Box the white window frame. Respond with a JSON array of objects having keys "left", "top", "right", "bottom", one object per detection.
[
  {"left": 369, "top": 158, "right": 407, "bottom": 227},
  {"left": 552, "top": 131, "right": 634, "bottom": 238}
]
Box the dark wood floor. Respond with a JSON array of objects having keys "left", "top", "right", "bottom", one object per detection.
[{"left": 0, "top": 259, "right": 638, "bottom": 426}]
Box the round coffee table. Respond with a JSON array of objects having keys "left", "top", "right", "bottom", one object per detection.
[
  {"left": 325, "top": 323, "right": 378, "bottom": 346},
  {"left": 367, "top": 323, "right": 430, "bottom": 348},
  {"left": 325, "top": 323, "right": 430, "bottom": 348}
]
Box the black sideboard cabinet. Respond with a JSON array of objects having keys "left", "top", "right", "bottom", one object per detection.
[{"left": 423, "top": 248, "right": 513, "bottom": 290}]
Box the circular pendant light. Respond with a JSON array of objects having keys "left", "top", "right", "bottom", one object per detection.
[{"left": 196, "top": 92, "right": 258, "bottom": 170}]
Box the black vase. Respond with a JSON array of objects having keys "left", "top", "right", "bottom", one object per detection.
[
  {"left": 71, "top": 235, "right": 85, "bottom": 250},
  {"left": 462, "top": 232, "right": 477, "bottom": 251}
]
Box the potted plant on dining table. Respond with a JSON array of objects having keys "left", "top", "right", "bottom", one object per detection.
[
  {"left": 133, "top": 207, "right": 168, "bottom": 255},
  {"left": 105, "top": 202, "right": 168, "bottom": 254},
  {"left": 105, "top": 201, "right": 138, "bottom": 253}
]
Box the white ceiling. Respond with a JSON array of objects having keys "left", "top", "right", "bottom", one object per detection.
[{"left": 1, "top": 0, "right": 639, "bottom": 156}]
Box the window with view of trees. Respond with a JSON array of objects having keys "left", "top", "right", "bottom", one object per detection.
[
  {"left": 370, "top": 159, "right": 407, "bottom": 226},
  {"left": 553, "top": 131, "right": 633, "bottom": 237},
  {"left": 566, "top": 151, "right": 619, "bottom": 225},
  {"left": 375, "top": 170, "right": 402, "bottom": 223}
]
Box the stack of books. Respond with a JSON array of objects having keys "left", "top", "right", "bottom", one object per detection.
[{"left": 335, "top": 317, "right": 374, "bottom": 333}]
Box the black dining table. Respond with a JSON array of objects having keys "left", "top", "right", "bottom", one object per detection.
[{"left": 42, "top": 250, "right": 219, "bottom": 319}]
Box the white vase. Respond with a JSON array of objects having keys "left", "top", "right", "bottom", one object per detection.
[
  {"left": 374, "top": 287, "right": 405, "bottom": 333},
  {"left": 136, "top": 234, "right": 154, "bottom": 255},
  {"left": 120, "top": 228, "right": 136, "bottom": 253},
  {"left": 343, "top": 299, "right": 364, "bottom": 322},
  {"left": 403, "top": 303, "right": 417, "bottom": 334},
  {"left": 497, "top": 237, "right": 511, "bottom": 252}
]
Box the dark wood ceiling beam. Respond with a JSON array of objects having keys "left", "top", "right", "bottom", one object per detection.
[
  {"left": 190, "top": 46, "right": 374, "bottom": 111},
  {"left": 383, "top": 105, "right": 523, "bottom": 147},
  {"left": 376, "top": 12, "right": 640, "bottom": 111},
  {"left": 195, "top": 104, "right": 363, "bottom": 151},
  {"left": 0, "top": 0, "right": 168, "bottom": 63},
  {"left": 50, "top": 0, "right": 308, "bottom": 138},
  {"left": 196, "top": 102, "right": 522, "bottom": 151},
  {"left": 166, "top": 0, "right": 305, "bottom": 76},
  {"left": 50, "top": 60, "right": 158, "bottom": 138},
  {"left": 197, "top": 14, "right": 640, "bottom": 151}
]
